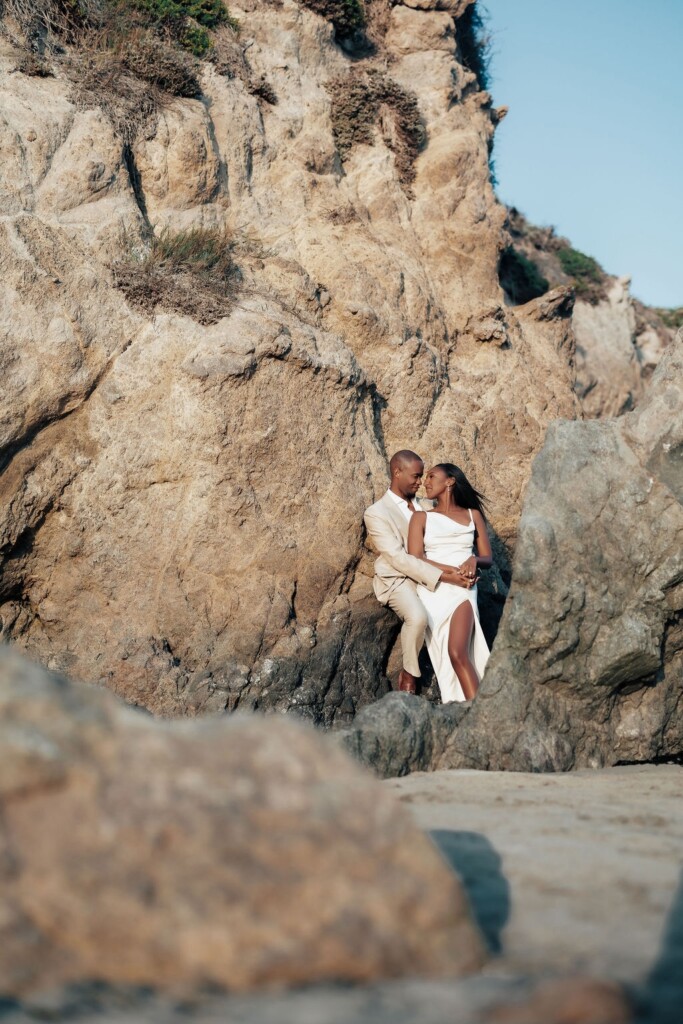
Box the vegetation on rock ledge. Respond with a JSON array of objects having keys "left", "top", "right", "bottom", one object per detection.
[
  {"left": 299, "top": 0, "right": 365, "bottom": 41},
  {"left": 113, "top": 225, "right": 240, "bottom": 325},
  {"left": 653, "top": 306, "right": 683, "bottom": 331},
  {"left": 457, "top": 2, "right": 493, "bottom": 92},
  {"left": 330, "top": 68, "right": 425, "bottom": 191},
  {"left": 1, "top": 0, "right": 239, "bottom": 54},
  {"left": 3, "top": 0, "right": 277, "bottom": 139},
  {"left": 498, "top": 246, "right": 549, "bottom": 305},
  {"left": 504, "top": 208, "right": 610, "bottom": 307},
  {"left": 556, "top": 245, "right": 608, "bottom": 305}
]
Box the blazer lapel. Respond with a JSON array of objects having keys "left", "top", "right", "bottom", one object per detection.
[{"left": 380, "top": 492, "right": 410, "bottom": 543}]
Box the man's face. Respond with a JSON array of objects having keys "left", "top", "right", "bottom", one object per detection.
[{"left": 394, "top": 459, "right": 424, "bottom": 499}]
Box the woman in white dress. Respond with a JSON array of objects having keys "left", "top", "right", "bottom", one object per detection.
[{"left": 407, "top": 463, "right": 492, "bottom": 702}]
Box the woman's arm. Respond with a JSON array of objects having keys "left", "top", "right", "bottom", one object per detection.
[
  {"left": 456, "top": 510, "right": 493, "bottom": 579},
  {"left": 472, "top": 510, "right": 493, "bottom": 568},
  {"left": 364, "top": 509, "right": 443, "bottom": 589},
  {"left": 407, "top": 511, "right": 427, "bottom": 558},
  {"left": 408, "top": 512, "right": 460, "bottom": 574}
]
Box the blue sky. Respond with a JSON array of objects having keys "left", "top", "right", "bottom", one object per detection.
[{"left": 482, "top": 0, "right": 682, "bottom": 308}]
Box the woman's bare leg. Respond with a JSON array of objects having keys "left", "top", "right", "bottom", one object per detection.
[{"left": 447, "top": 602, "right": 479, "bottom": 700}]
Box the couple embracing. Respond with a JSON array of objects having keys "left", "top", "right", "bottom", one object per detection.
[{"left": 364, "top": 450, "right": 492, "bottom": 703}]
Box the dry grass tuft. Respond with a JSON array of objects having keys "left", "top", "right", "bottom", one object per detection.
[
  {"left": 323, "top": 202, "right": 360, "bottom": 226},
  {"left": 1, "top": 0, "right": 86, "bottom": 41},
  {"left": 207, "top": 24, "right": 277, "bottom": 103},
  {"left": 118, "top": 29, "right": 201, "bottom": 96},
  {"left": 68, "top": 20, "right": 201, "bottom": 139},
  {"left": 113, "top": 225, "right": 240, "bottom": 325},
  {"left": 1, "top": 0, "right": 245, "bottom": 140},
  {"left": 13, "top": 49, "right": 53, "bottom": 74},
  {"left": 68, "top": 48, "right": 164, "bottom": 143}
]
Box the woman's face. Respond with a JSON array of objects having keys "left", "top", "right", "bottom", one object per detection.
[{"left": 424, "top": 467, "right": 452, "bottom": 499}]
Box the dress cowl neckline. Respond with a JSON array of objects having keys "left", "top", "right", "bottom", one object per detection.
[{"left": 426, "top": 510, "right": 473, "bottom": 531}]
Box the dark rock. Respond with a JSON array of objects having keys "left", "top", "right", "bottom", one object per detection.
[{"left": 337, "top": 692, "right": 470, "bottom": 778}]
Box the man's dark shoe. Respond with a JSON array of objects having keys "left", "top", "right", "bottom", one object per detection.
[{"left": 397, "top": 670, "right": 417, "bottom": 694}]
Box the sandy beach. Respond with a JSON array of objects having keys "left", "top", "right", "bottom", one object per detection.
[{"left": 387, "top": 764, "right": 683, "bottom": 989}]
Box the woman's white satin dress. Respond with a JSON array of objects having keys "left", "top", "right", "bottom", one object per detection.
[{"left": 416, "top": 509, "right": 490, "bottom": 702}]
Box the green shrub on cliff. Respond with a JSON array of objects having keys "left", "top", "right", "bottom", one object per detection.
[
  {"left": 132, "top": 0, "right": 231, "bottom": 30},
  {"left": 457, "top": 2, "right": 493, "bottom": 91},
  {"left": 128, "top": 0, "right": 239, "bottom": 55},
  {"left": 556, "top": 245, "right": 607, "bottom": 304},
  {"left": 654, "top": 306, "right": 683, "bottom": 331},
  {"left": 299, "top": 0, "right": 365, "bottom": 40}
]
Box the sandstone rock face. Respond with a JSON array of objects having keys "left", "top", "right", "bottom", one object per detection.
[
  {"left": 502, "top": 207, "right": 672, "bottom": 421},
  {"left": 573, "top": 276, "right": 670, "bottom": 419},
  {"left": 342, "top": 339, "right": 683, "bottom": 775},
  {"left": 0, "top": 645, "right": 486, "bottom": 995},
  {"left": 0, "top": 3, "right": 580, "bottom": 718}
]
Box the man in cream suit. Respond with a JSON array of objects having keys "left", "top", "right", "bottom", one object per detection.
[{"left": 364, "top": 450, "right": 464, "bottom": 693}]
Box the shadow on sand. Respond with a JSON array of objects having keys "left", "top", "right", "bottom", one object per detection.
[
  {"left": 430, "top": 829, "right": 511, "bottom": 955},
  {"left": 636, "top": 865, "right": 683, "bottom": 1023}
]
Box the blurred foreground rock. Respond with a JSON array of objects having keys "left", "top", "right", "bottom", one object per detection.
[
  {"left": 0, "top": 646, "right": 486, "bottom": 996},
  {"left": 0, "top": 976, "right": 635, "bottom": 1024},
  {"left": 342, "top": 338, "right": 683, "bottom": 776},
  {"left": 9, "top": 760, "right": 679, "bottom": 1024}
]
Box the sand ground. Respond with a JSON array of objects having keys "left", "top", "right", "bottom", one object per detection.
[{"left": 387, "top": 764, "right": 683, "bottom": 987}]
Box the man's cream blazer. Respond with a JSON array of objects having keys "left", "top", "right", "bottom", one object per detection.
[{"left": 363, "top": 492, "right": 442, "bottom": 604}]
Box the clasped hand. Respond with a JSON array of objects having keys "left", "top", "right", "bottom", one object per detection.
[
  {"left": 441, "top": 556, "right": 479, "bottom": 589},
  {"left": 457, "top": 555, "right": 478, "bottom": 581}
]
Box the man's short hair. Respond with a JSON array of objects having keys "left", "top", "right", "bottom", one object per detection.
[{"left": 389, "top": 450, "right": 423, "bottom": 474}]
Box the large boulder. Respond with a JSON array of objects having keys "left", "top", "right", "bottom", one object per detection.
[
  {"left": 342, "top": 339, "right": 683, "bottom": 776},
  {"left": 0, "top": 645, "right": 486, "bottom": 995}
]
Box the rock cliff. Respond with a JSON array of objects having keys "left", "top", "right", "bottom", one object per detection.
[{"left": 0, "top": 0, "right": 581, "bottom": 720}]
